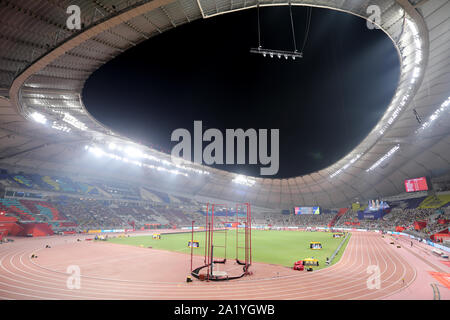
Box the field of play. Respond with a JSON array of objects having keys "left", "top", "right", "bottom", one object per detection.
[{"left": 108, "top": 230, "right": 350, "bottom": 269}]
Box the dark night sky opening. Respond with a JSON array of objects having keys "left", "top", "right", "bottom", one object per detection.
[{"left": 83, "top": 6, "right": 400, "bottom": 179}]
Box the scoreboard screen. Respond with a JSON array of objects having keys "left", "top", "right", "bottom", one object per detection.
[
  {"left": 294, "top": 207, "right": 320, "bottom": 215},
  {"left": 367, "top": 200, "right": 389, "bottom": 211},
  {"left": 404, "top": 177, "right": 429, "bottom": 192}
]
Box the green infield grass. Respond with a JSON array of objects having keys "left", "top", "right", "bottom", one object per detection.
[{"left": 108, "top": 230, "right": 351, "bottom": 269}]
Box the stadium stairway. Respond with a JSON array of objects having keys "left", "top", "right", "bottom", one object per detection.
[
  {"left": 2, "top": 199, "right": 73, "bottom": 230},
  {"left": 140, "top": 187, "right": 163, "bottom": 202},
  {"left": 328, "top": 208, "right": 349, "bottom": 227},
  {"left": 91, "top": 185, "right": 113, "bottom": 198},
  {"left": 0, "top": 199, "right": 35, "bottom": 221},
  {"left": 145, "top": 188, "right": 170, "bottom": 204},
  {"left": 173, "top": 195, "right": 194, "bottom": 205},
  {"left": 20, "top": 200, "right": 65, "bottom": 221}
]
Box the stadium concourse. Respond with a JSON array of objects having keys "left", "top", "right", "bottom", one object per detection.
[{"left": 0, "top": 0, "right": 449, "bottom": 301}]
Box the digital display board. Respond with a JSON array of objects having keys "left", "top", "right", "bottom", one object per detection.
[
  {"left": 367, "top": 200, "right": 389, "bottom": 212},
  {"left": 405, "top": 177, "right": 429, "bottom": 193},
  {"left": 294, "top": 207, "right": 320, "bottom": 215}
]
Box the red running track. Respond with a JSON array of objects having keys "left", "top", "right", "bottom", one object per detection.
[{"left": 0, "top": 231, "right": 428, "bottom": 300}]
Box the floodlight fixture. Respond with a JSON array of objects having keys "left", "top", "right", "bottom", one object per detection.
[
  {"left": 250, "top": 47, "right": 303, "bottom": 60},
  {"left": 250, "top": 1, "right": 309, "bottom": 61},
  {"left": 31, "top": 112, "right": 47, "bottom": 124},
  {"left": 125, "top": 146, "right": 144, "bottom": 158}
]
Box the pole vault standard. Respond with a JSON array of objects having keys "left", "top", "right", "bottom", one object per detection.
[
  {"left": 206, "top": 203, "right": 228, "bottom": 281},
  {"left": 191, "top": 202, "right": 252, "bottom": 281},
  {"left": 190, "top": 220, "right": 194, "bottom": 273},
  {"left": 235, "top": 203, "right": 252, "bottom": 274}
]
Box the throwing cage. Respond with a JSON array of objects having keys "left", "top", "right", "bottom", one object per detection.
[{"left": 191, "top": 203, "right": 252, "bottom": 281}]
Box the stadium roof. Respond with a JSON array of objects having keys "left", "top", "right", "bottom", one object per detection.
[{"left": 0, "top": 0, "right": 449, "bottom": 209}]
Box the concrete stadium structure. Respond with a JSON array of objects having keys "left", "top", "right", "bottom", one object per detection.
[{"left": 0, "top": 0, "right": 449, "bottom": 209}]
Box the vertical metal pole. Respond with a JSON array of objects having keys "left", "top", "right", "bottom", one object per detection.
[
  {"left": 190, "top": 220, "right": 194, "bottom": 272},
  {"left": 207, "top": 222, "right": 211, "bottom": 281},
  {"left": 207, "top": 221, "right": 211, "bottom": 266},
  {"left": 244, "top": 221, "right": 247, "bottom": 272},
  {"left": 288, "top": 1, "right": 298, "bottom": 52},
  {"left": 224, "top": 207, "right": 228, "bottom": 260},
  {"left": 210, "top": 245, "right": 214, "bottom": 278},
  {"left": 204, "top": 203, "right": 209, "bottom": 264},
  {"left": 210, "top": 204, "right": 215, "bottom": 263},
  {"left": 244, "top": 203, "right": 248, "bottom": 268},
  {"left": 245, "top": 205, "right": 247, "bottom": 270},
  {"left": 245, "top": 221, "right": 248, "bottom": 273},
  {"left": 257, "top": 1, "right": 261, "bottom": 49},
  {"left": 236, "top": 204, "right": 239, "bottom": 261},
  {"left": 249, "top": 203, "right": 252, "bottom": 265}
]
